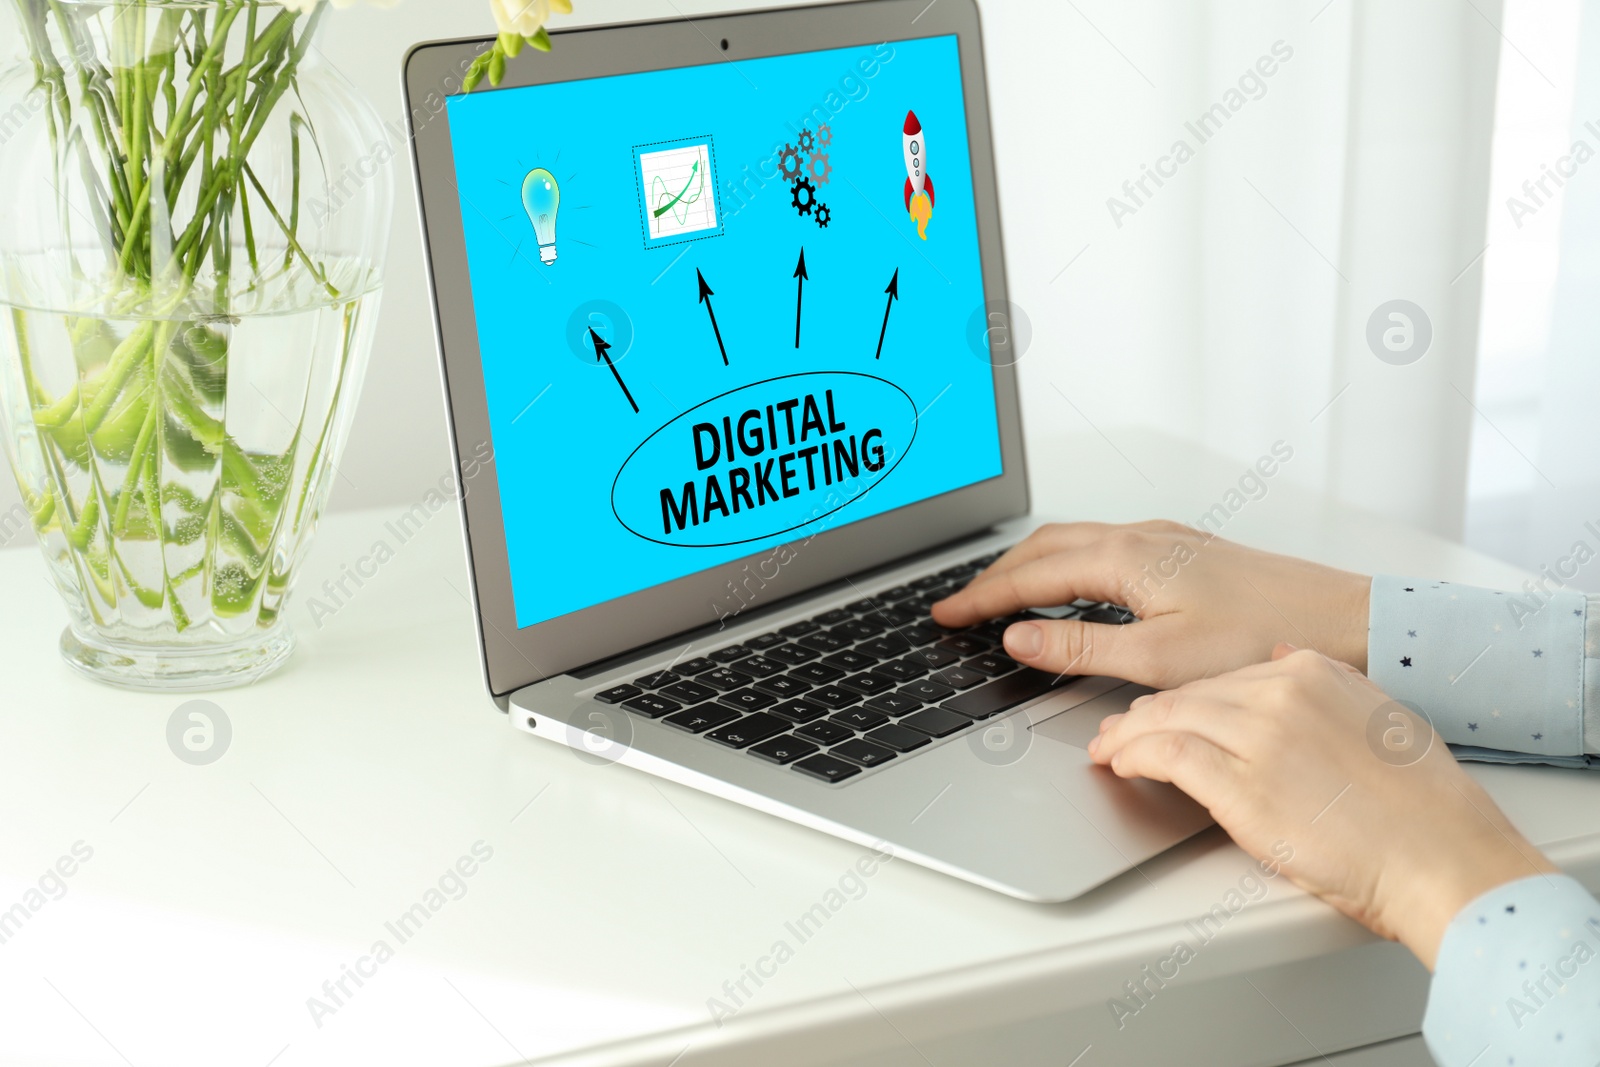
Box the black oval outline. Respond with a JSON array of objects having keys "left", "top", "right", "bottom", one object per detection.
[{"left": 610, "top": 371, "right": 919, "bottom": 549}]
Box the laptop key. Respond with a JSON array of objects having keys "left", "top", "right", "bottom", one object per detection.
[
  {"left": 706, "top": 712, "right": 790, "bottom": 749},
  {"left": 780, "top": 619, "right": 821, "bottom": 637},
  {"left": 880, "top": 585, "right": 915, "bottom": 601},
  {"left": 845, "top": 598, "right": 879, "bottom": 613},
  {"left": 864, "top": 724, "right": 931, "bottom": 752},
  {"left": 904, "top": 647, "right": 958, "bottom": 670},
  {"left": 663, "top": 704, "right": 740, "bottom": 733},
  {"left": 840, "top": 672, "right": 896, "bottom": 697},
  {"left": 633, "top": 670, "right": 680, "bottom": 689},
  {"left": 675, "top": 657, "right": 718, "bottom": 676},
  {"left": 871, "top": 607, "right": 918, "bottom": 627},
  {"left": 791, "top": 662, "right": 845, "bottom": 685},
  {"left": 753, "top": 675, "right": 812, "bottom": 698},
  {"left": 794, "top": 719, "right": 855, "bottom": 745},
  {"left": 912, "top": 574, "right": 945, "bottom": 590},
  {"left": 873, "top": 659, "right": 927, "bottom": 683},
  {"left": 660, "top": 680, "right": 717, "bottom": 704},
  {"left": 1080, "top": 606, "right": 1138, "bottom": 625},
  {"left": 938, "top": 633, "right": 992, "bottom": 656},
  {"left": 928, "top": 667, "right": 985, "bottom": 690},
  {"left": 736, "top": 654, "right": 785, "bottom": 678},
  {"left": 770, "top": 699, "right": 829, "bottom": 724},
  {"left": 792, "top": 754, "right": 861, "bottom": 783},
  {"left": 824, "top": 649, "right": 878, "bottom": 671},
  {"left": 901, "top": 707, "right": 975, "bottom": 738},
  {"left": 747, "top": 632, "right": 787, "bottom": 650},
  {"left": 719, "top": 688, "right": 777, "bottom": 712},
  {"left": 711, "top": 645, "right": 752, "bottom": 664},
  {"left": 942, "top": 668, "right": 1064, "bottom": 720},
  {"left": 900, "top": 679, "right": 956, "bottom": 702},
  {"left": 768, "top": 643, "right": 820, "bottom": 665},
  {"left": 858, "top": 636, "right": 911, "bottom": 659},
  {"left": 814, "top": 608, "right": 854, "bottom": 626},
  {"left": 963, "top": 653, "right": 1019, "bottom": 678},
  {"left": 832, "top": 707, "right": 889, "bottom": 731},
  {"left": 700, "top": 667, "right": 754, "bottom": 692},
  {"left": 901, "top": 623, "right": 946, "bottom": 645},
  {"left": 799, "top": 632, "right": 850, "bottom": 653},
  {"left": 830, "top": 619, "right": 883, "bottom": 642},
  {"left": 864, "top": 692, "right": 923, "bottom": 717},
  {"left": 621, "top": 694, "right": 681, "bottom": 719},
  {"left": 831, "top": 739, "right": 897, "bottom": 768},
  {"left": 749, "top": 735, "right": 820, "bottom": 765},
  {"left": 807, "top": 685, "right": 862, "bottom": 710},
  {"left": 595, "top": 684, "right": 643, "bottom": 704}
]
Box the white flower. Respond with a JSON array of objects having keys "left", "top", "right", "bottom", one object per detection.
[{"left": 490, "top": 0, "right": 572, "bottom": 37}]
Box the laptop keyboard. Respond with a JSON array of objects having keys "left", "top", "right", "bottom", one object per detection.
[{"left": 590, "top": 548, "right": 1138, "bottom": 784}]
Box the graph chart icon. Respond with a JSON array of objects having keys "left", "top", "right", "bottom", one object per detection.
[{"left": 634, "top": 138, "right": 723, "bottom": 248}]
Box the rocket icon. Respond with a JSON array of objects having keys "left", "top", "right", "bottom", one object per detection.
[{"left": 903, "top": 110, "right": 935, "bottom": 211}]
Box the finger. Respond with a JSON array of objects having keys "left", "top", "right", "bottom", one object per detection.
[
  {"left": 1000, "top": 614, "right": 1177, "bottom": 687},
  {"left": 1270, "top": 642, "right": 1299, "bottom": 661},
  {"left": 933, "top": 549, "right": 1137, "bottom": 627},
  {"left": 1102, "top": 730, "right": 1243, "bottom": 811},
  {"left": 1096, "top": 688, "right": 1254, "bottom": 761}
]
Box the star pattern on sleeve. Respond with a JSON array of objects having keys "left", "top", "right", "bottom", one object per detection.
[{"left": 1371, "top": 574, "right": 1586, "bottom": 763}]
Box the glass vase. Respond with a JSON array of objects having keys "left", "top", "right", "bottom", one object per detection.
[{"left": 0, "top": 0, "right": 392, "bottom": 690}]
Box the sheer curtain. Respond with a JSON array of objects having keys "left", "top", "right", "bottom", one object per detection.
[
  {"left": 1466, "top": 0, "right": 1600, "bottom": 592},
  {"left": 987, "top": 0, "right": 1503, "bottom": 539}
]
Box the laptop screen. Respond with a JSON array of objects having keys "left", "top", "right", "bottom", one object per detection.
[{"left": 445, "top": 34, "right": 1004, "bottom": 629}]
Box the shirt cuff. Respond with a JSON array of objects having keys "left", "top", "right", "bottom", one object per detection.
[
  {"left": 1423, "top": 874, "right": 1600, "bottom": 1067},
  {"left": 1368, "top": 576, "right": 1588, "bottom": 759}
]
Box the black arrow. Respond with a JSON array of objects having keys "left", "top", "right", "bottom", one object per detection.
[
  {"left": 874, "top": 268, "right": 900, "bottom": 360},
  {"left": 697, "top": 269, "right": 728, "bottom": 366},
  {"left": 590, "top": 327, "right": 638, "bottom": 414},
  {"left": 792, "top": 248, "right": 808, "bottom": 349}
]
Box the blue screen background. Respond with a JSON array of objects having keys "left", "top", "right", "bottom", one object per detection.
[{"left": 446, "top": 35, "right": 1004, "bottom": 628}]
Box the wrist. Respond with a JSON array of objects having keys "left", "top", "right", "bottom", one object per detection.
[
  {"left": 1334, "top": 571, "right": 1371, "bottom": 672},
  {"left": 1381, "top": 828, "right": 1557, "bottom": 970}
]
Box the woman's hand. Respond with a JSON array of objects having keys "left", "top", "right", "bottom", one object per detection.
[
  {"left": 931, "top": 521, "right": 1371, "bottom": 690},
  {"left": 1089, "top": 645, "right": 1558, "bottom": 968}
]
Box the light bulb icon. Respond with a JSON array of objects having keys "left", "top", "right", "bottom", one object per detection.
[{"left": 521, "top": 168, "right": 561, "bottom": 265}]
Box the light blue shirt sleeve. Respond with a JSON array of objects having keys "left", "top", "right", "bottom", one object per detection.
[
  {"left": 1367, "top": 576, "right": 1598, "bottom": 764},
  {"left": 1423, "top": 874, "right": 1600, "bottom": 1066}
]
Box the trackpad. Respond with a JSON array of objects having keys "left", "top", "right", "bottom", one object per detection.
[{"left": 1029, "top": 683, "right": 1156, "bottom": 749}]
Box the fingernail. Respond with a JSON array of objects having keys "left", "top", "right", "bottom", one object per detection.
[
  {"left": 1005, "top": 622, "right": 1043, "bottom": 659},
  {"left": 1086, "top": 736, "right": 1100, "bottom": 755},
  {"left": 1130, "top": 694, "right": 1154, "bottom": 709}
]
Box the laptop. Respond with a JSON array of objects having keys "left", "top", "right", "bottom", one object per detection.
[{"left": 403, "top": 0, "right": 1211, "bottom": 902}]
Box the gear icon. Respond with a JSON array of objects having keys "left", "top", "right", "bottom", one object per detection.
[
  {"left": 797, "top": 127, "right": 817, "bottom": 154},
  {"left": 791, "top": 177, "right": 817, "bottom": 216},
  {"left": 817, "top": 123, "right": 833, "bottom": 148},
  {"left": 778, "top": 144, "right": 803, "bottom": 181},
  {"left": 814, "top": 203, "right": 832, "bottom": 229},
  {"left": 808, "top": 152, "right": 832, "bottom": 184}
]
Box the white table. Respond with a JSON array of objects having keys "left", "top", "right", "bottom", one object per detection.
[{"left": 2, "top": 430, "right": 1595, "bottom": 1067}]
